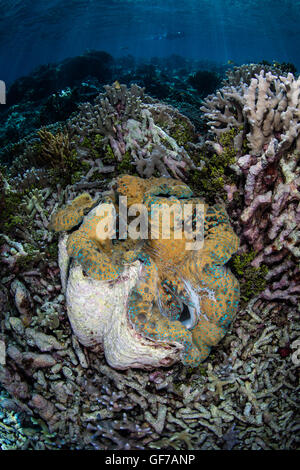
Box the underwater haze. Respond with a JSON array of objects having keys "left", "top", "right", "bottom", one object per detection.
[{"left": 1, "top": 0, "right": 300, "bottom": 84}]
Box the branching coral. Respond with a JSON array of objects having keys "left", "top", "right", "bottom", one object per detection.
[
  {"left": 201, "top": 71, "right": 300, "bottom": 156},
  {"left": 49, "top": 175, "right": 239, "bottom": 370},
  {"left": 86, "top": 412, "right": 151, "bottom": 450},
  {"left": 200, "top": 71, "right": 300, "bottom": 304},
  {"left": 68, "top": 83, "right": 197, "bottom": 178},
  {"left": 222, "top": 62, "right": 289, "bottom": 87},
  {"left": 37, "top": 128, "right": 72, "bottom": 168}
]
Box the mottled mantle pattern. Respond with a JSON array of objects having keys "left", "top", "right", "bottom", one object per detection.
[{"left": 49, "top": 175, "right": 239, "bottom": 370}]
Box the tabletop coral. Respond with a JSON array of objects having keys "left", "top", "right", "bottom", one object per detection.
[{"left": 49, "top": 175, "right": 239, "bottom": 369}]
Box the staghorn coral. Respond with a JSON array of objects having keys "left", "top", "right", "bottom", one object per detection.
[
  {"left": 49, "top": 175, "right": 239, "bottom": 370},
  {"left": 68, "top": 82, "right": 197, "bottom": 179},
  {"left": 200, "top": 70, "right": 300, "bottom": 304}
]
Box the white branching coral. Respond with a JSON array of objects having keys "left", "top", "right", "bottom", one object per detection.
[{"left": 201, "top": 71, "right": 300, "bottom": 156}]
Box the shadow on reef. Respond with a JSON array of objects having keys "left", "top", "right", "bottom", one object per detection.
[
  {"left": 188, "top": 70, "right": 222, "bottom": 96},
  {"left": 6, "top": 50, "right": 114, "bottom": 106}
]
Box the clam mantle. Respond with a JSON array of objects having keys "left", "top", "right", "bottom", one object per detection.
[{"left": 50, "top": 175, "right": 240, "bottom": 370}]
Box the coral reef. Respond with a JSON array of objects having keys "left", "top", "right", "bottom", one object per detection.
[
  {"left": 0, "top": 60, "right": 299, "bottom": 450},
  {"left": 7, "top": 50, "right": 114, "bottom": 108},
  {"left": 1, "top": 82, "right": 202, "bottom": 199},
  {"left": 68, "top": 82, "right": 197, "bottom": 179},
  {"left": 0, "top": 164, "right": 298, "bottom": 451},
  {"left": 1, "top": 54, "right": 224, "bottom": 161},
  {"left": 200, "top": 71, "right": 300, "bottom": 304},
  {"left": 48, "top": 175, "right": 239, "bottom": 370},
  {"left": 1, "top": 288, "right": 298, "bottom": 450}
]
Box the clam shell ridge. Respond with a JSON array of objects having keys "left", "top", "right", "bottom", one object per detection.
[{"left": 59, "top": 235, "right": 183, "bottom": 370}]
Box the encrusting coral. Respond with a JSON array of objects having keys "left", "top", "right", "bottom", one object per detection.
[
  {"left": 200, "top": 71, "right": 300, "bottom": 304},
  {"left": 49, "top": 175, "right": 239, "bottom": 370}
]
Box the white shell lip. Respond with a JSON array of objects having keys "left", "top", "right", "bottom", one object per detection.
[{"left": 61, "top": 236, "right": 183, "bottom": 369}]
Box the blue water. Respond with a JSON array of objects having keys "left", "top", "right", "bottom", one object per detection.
[{"left": 1, "top": 0, "right": 300, "bottom": 85}]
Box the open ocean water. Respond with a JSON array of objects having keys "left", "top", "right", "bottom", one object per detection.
[{"left": 0, "top": 0, "right": 300, "bottom": 84}]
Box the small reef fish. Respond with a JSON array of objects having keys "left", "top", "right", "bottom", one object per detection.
[{"left": 113, "top": 80, "right": 121, "bottom": 90}]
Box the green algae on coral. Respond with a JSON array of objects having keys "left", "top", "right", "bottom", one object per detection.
[
  {"left": 231, "top": 250, "right": 268, "bottom": 305},
  {"left": 169, "top": 117, "right": 196, "bottom": 148},
  {"left": 117, "top": 150, "right": 138, "bottom": 175},
  {"left": 0, "top": 190, "right": 29, "bottom": 234},
  {"left": 188, "top": 128, "right": 247, "bottom": 201}
]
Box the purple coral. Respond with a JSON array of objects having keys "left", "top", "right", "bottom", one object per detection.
[{"left": 201, "top": 71, "right": 300, "bottom": 305}]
